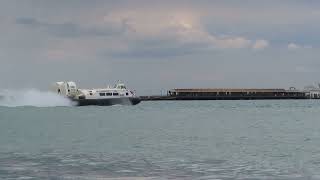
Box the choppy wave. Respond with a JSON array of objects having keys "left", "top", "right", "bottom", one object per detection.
[{"left": 0, "top": 89, "right": 74, "bottom": 107}]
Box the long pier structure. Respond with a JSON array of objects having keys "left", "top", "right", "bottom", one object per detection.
[{"left": 141, "top": 88, "right": 320, "bottom": 101}]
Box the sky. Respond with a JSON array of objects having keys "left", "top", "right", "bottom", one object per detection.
[{"left": 1, "top": 0, "right": 320, "bottom": 94}]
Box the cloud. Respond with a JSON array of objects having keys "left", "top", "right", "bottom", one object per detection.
[
  {"left": 253, "top": 39, "right": 269, "bottom": 50},
  {"left": 102, "top": 10, "right": 270, "bottom": 57},
  {"left": 16, "top": 8, "right": 272, "bottom": 59},
  {"left": 16, "top": 17, "right": 40, "bottom": 26},
  {"left": 16, "top": 17, "right": 127, "bottom": 38},
  {"left": 288, "top": 43, "right": 312, "bottom": 50},
  {"left": 288, "top": 43, "right": 300, "bottom": 49},
  {"left": 295, "top": 66, "right": 314, "bottom": 73}
]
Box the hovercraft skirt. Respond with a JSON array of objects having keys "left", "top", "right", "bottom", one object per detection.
[{"left": 73, "top": 97, "right": 141, "bottom": 106}]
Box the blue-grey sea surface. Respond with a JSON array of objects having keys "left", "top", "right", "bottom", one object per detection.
[{"left": 1, "top": 100, "right": 320, "bottom": 179}]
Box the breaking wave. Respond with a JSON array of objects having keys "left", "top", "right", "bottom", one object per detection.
[{"left": 0, "top": 89, "right": 74, "bottom": 107}]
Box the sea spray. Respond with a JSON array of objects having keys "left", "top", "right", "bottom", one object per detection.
[{"left": 0, "top": 89, "right": 74, "bottom": 107}]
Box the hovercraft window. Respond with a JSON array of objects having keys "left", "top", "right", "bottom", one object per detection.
[
  {"left": 126, "top": 92, "right": 129, "bottom": 96},
  {"left": 113, "top": 93, "right": 119, "bottom": 96},
  {"left": 106, "top": 93, "right": 112, "bottom": 96},
  {"left": 99, "top": 93, "right": 105, "bottom": 96}
]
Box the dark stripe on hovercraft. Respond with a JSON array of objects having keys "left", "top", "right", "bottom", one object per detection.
[{"left": 73, "top": 97, "right": 141, "bottom": 106}]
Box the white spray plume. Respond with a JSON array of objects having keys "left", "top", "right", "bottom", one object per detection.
[{"left": 0, "top": 89, "right": 74, "bottom": 107}]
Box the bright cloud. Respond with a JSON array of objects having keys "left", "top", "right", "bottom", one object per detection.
[
  {"left": 288, "top": 43, "right": 300, "bottom": 49},
  {"left": 253, "top": 40, "right": 269, "bottom": 50},
  {"left": 288, "top": 43, "right": 312, "bottom": 50},
  {"left": 99, "top": 10, "right": 271, "bottom": 57}
]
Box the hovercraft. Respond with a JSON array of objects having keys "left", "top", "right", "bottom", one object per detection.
[{"left": 51, "top": 81, "right": 141, "bottom": 106}]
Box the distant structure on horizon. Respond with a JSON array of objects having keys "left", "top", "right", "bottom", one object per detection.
[{"left": 141, "top": 84, "right": 320, "bottom": 101}]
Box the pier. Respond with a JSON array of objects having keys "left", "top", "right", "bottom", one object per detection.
[{"left": 141, "top": 88, "right": 320, "bottom": 101}]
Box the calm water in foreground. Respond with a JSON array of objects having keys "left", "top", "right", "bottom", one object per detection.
[{"left": 1, "top": 100, "right": 320, "bottom": 179}]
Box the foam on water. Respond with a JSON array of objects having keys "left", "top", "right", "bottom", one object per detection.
[{"left": 0, "top": 89, "right": 74, "bottom": 107}]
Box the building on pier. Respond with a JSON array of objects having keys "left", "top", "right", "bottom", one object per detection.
[{"left": 304, "top": 85, "right": 320, "bottom": 99}]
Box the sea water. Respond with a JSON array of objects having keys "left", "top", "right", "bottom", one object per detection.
[{"left": 1, "top": 99, "right": 320, "bottom": 179}]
